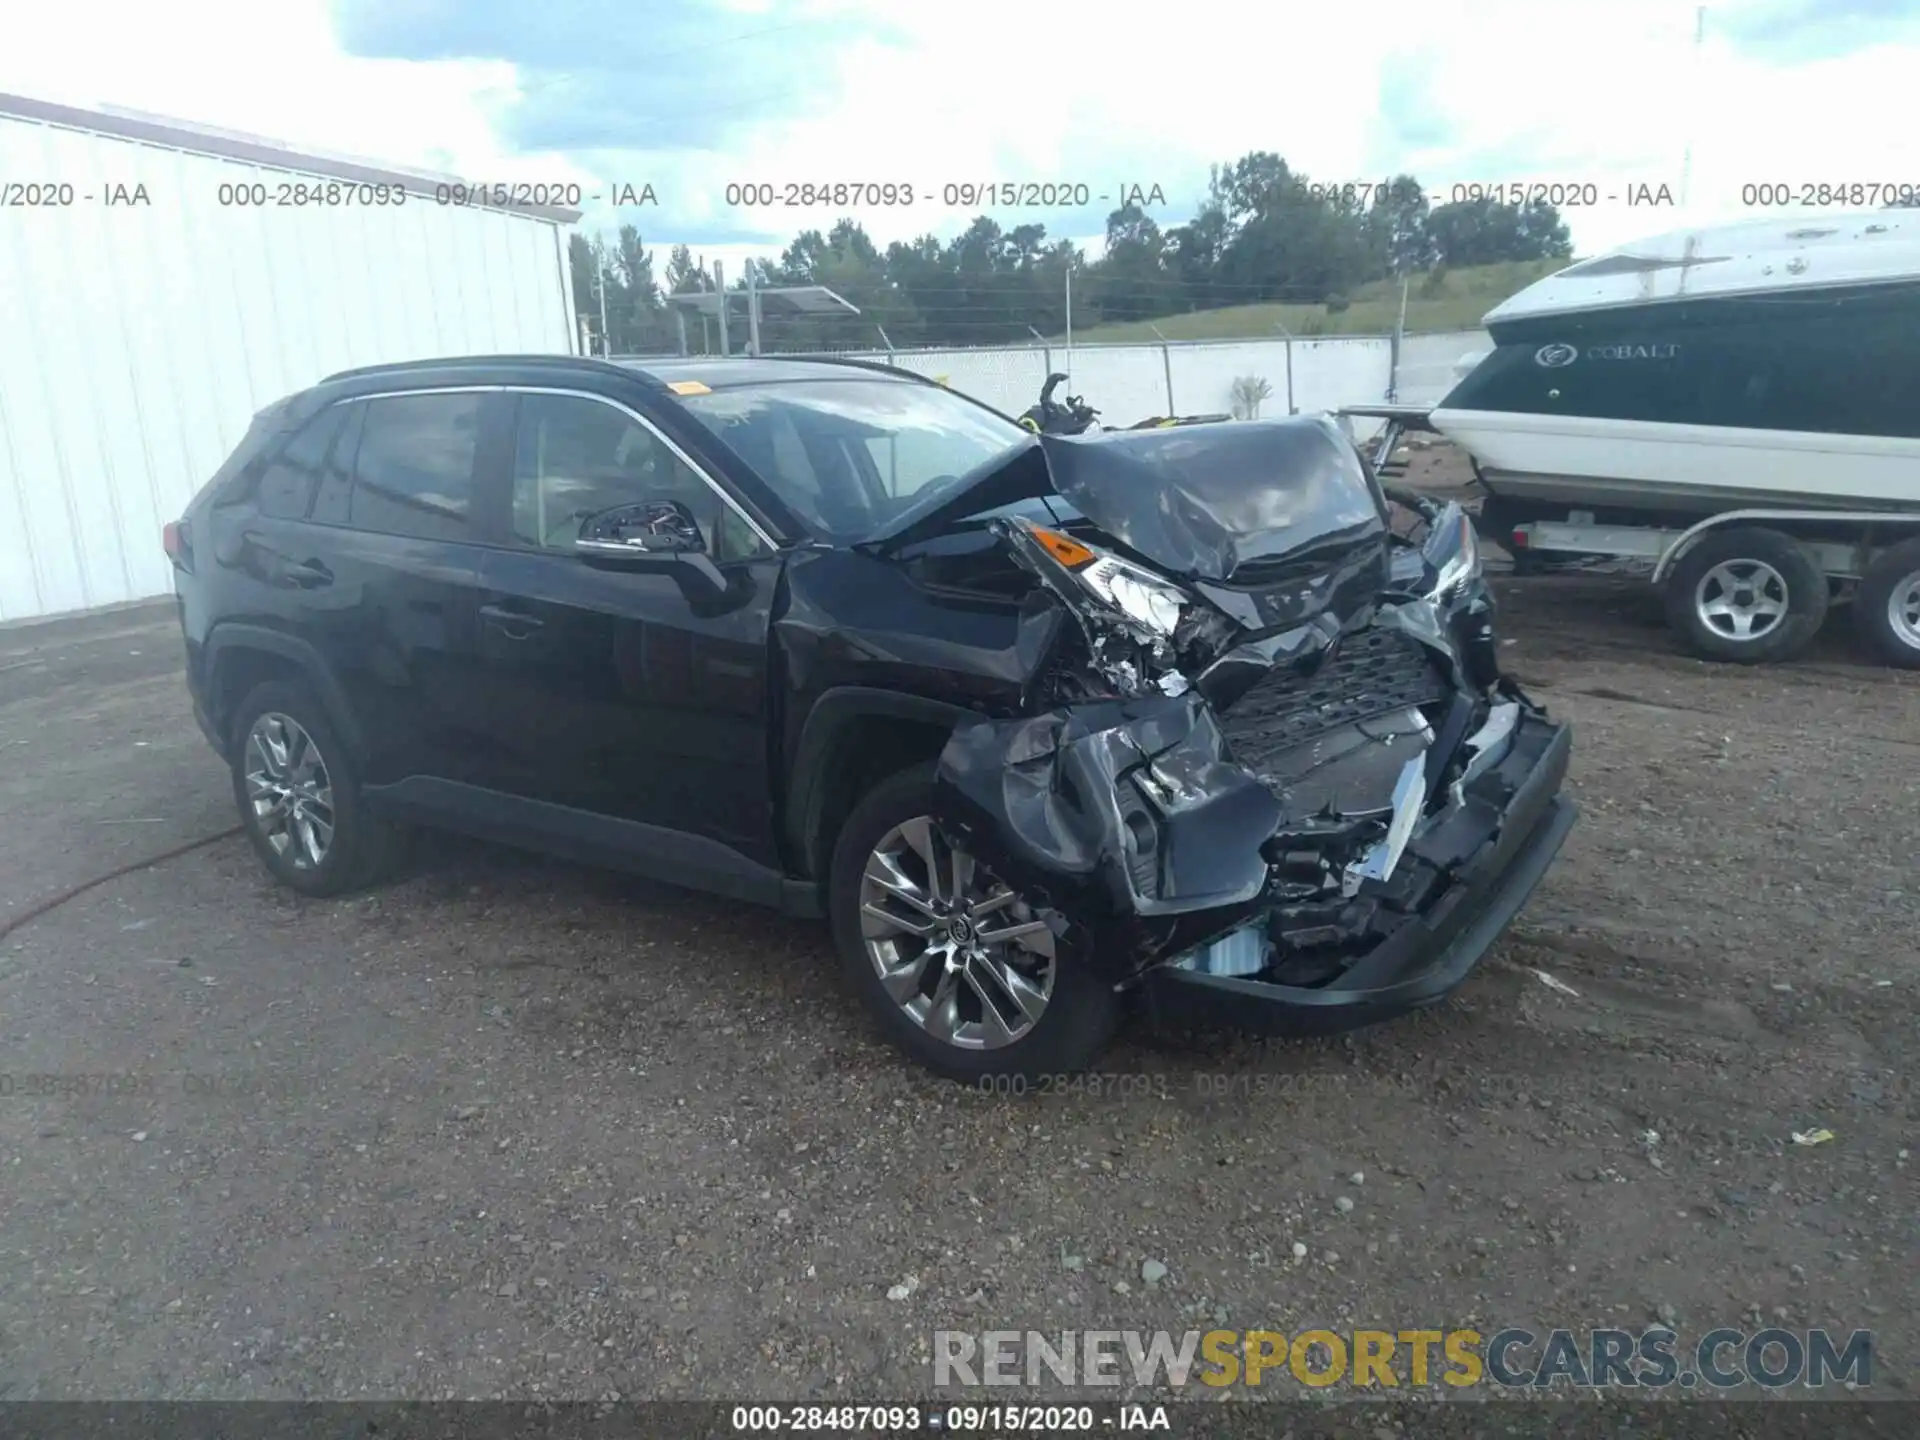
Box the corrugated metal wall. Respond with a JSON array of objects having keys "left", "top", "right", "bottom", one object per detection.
[{"left": 0, "top": 114, "right": 577, "bottom": 622}]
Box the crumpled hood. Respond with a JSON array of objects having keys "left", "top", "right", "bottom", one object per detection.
[
  {"left": 866, "top": 415, "right": 1391, "bottom": 586},
  {"left": 1038, "top": 417, "right": 1389, "bottom": 584}
]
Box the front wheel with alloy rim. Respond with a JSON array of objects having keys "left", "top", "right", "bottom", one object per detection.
[
  {"left": 1855, "top": 535, "right": 1920, "bottom": 669},
  {"left": 1664, "top": 526, "right": 1828, "bottom": 664},
  {"left": 828, "top": 764, "right": 1118, "bottom": 1083},
  {"left": 229, "top": 680, "right": 398, "bottom": 896}
]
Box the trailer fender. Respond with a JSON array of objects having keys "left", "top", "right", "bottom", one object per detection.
[{"left": 1650, "top": 509, "right": 1920, "bottom": 586}]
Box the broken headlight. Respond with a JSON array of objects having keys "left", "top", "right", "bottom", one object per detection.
[
  {"left": 1023, "top": 524, "right": 1188, "bottom": 637},
  {"left": 1420, "top": 502, "right": 1481, "bottom": 600}
]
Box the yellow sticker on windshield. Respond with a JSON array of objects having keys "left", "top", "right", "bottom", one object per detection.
[{"left": 666, "top": 380, "right": 712, "bottom": 395}]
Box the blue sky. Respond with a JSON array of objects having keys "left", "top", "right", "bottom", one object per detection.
[{"left": 4, "top": 0, "right": 1916, "bottom": 277}]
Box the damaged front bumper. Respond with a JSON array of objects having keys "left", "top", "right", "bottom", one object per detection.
[
  {"left": 1146, "top": 710, "right": 1574, "bottom": 1035},
  {"left": 933, "top": 639, "right": 1576, "bottom": 1039}
]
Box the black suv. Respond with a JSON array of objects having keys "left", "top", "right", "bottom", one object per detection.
[{"left": 166, "top": 355, "right": 1575, "bottom": 1081}]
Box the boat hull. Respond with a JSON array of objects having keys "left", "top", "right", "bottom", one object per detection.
[{"left": 1430, "top": 409, "right": 1920, "bottom": 515}]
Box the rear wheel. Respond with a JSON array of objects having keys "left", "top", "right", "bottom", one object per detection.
[
  {"left": 1664, "top": 527, "right": 1828, "bottom": 664},
  {"left": 828, "top": 764, "right": 1118, "bottom": 1083},
  {"left": 1855, "top": 536, "right": 1920, "bottom": 669},
  {"left": 229, "top": 681, "right": 398, "bottom": 896}
]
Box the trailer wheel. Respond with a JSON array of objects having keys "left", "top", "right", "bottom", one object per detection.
[
  {"left": 1664, "top": 527, "right": 1828, "bottom": 664},
  {"left": 1855, "top": 535, "right": 1920, "bottom": 669}
]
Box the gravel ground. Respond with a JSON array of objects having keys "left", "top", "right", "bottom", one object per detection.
[{"left": 1, "top": 462, "right": 1914, "bottom": 1405}]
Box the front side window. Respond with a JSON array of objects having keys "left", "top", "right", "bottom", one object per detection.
[
  {"left": 348, "top": 393, "right": 482, "bottom": 541},
  {"left": 509, "top": 393, "right": 767, "bottom": 561},
  {"left": 675, "top": 378, "right": 1030, "bottom": 542}
]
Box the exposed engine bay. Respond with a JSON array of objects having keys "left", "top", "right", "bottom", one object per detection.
[{"left": 898, "top": 417, "right": 1570, "bottom": 1003}]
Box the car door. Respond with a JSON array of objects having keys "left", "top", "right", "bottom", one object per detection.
[
  {"left": 471, "top": 389, "right": 784, "bottom": 868},
  {"left": 299, "top": 388, "right": 506, "bottom": 789}
]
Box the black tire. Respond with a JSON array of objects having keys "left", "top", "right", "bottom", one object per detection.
[
  {"left": 228, "top": 680, "right": 399, "bottom": 897},
  {"left": 1855, "top": 536, "right": 1920, "bottom": 669},
  {"left": 827, "top": 763, "right": 1119, "bottom": 1084},
  {"left": 1663, "top": 527, "right": 1828, "bottom": 664}
]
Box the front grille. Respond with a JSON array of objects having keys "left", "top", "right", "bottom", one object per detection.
[{"left": 1219, "top": 627, "right": 1448, "bottom": 770}]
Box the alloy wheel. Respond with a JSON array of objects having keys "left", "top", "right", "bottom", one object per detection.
[
  {"left": 858, "top": 816, "right": 1056, "bottom": 1050},
  {"left": 1695, "top": 559, "right": 1788, "bottom": 641},
  {"left": 244, "top": 712, "right": 335, "bottom": 870},
  {"left": 1887, "top": 570, "right": 1920, "bottom": 651}
]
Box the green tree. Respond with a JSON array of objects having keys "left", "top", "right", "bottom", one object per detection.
[
  {"left": 1093, "top": 203, "right": 1170, "bottom": 322},
  {"left": 663, "top": 243, "right": 711, "bottom": 295},
  {"left": 1366, "top": 174, "right": 1436, "bottom": 274},
  {"left": 1427, "top": 196, "right": 1573, "bottom": 266},
  {"left": 645, "top": 150, "right": 1568, "bottom": 351}
]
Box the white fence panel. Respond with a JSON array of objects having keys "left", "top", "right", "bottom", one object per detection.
[
  {"left": 1394, "top": 329, "right": 1492, "bottom": 407},
  {"left": 860, "top": 347, "right": 1051, "bottom": 419},
  {"left": 830, "top": 333, "right": 1417, "bottom": 443},
  {"left": 1058, "top": 345, "right": 1176, "bottom": 428},
  {"left": 1290, "top": 339, "right": 1395, "bottom": 419},
  {"left": 1167, "top": 341, "right": 1288, "bottom": 420}
]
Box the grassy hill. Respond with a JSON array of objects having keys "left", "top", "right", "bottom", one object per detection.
[{"left": 1065, "top": 257, "right": 1565, "bottom": 343}]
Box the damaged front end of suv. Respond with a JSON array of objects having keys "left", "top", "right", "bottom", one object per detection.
[{"left": 874, "top": 416, "right": 1576, "bottom": 1037}]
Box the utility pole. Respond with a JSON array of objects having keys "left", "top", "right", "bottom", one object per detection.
[
  {"left": 746, "top": 259, "right": 762, "bottom": 356},
  {"left": 595, "top": 247, "right": 611, "bottom": 357},
  {"left": 1028, "top": 325, "right": 1051, "bottom": 380},
  {"left": 1064, "top": 268, "right": 1074, "bottom": 379},
  {"left": 1149, "top": 323, "right": 1175, "bottom": 415},
  {"left": 1388, "top": 274, "right": 1410, "bottom": 403},
  {"left": 714, "top": 260, "right": 730, "bottom": 356},
  {"left": 1680, "top": 5, "right": 1706, "bottom": 210}
]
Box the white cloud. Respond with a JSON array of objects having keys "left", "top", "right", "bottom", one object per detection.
[
  {"left": 3, "top": 0, "right": 1914, "bottom": 274},
  {"left": 0, "top": 1, "right": 528, "bottom": 177}
]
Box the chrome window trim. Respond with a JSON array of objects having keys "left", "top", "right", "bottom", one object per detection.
[{"left": 323, "top": 383, "right": 782, "bottom": 553}]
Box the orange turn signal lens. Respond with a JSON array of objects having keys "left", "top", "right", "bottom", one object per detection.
[{"left": 1030, "top": 527, "right": 1096, "bottom": 569}]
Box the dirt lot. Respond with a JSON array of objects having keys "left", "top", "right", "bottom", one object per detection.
[{"left": 1, "top": 454, "right": 1914, "bottom": 1405}]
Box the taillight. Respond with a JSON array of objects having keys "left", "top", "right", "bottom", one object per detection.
[{"left": 163, "top": 519, "right": 192, "bottom": 571}]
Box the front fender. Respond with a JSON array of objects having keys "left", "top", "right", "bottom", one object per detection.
[{"left": 784, "top": 686, "right": 976, "bottom": 877}]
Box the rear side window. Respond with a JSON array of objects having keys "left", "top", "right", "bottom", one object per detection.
[
  {"left": 347, "top": 393, "right": 483, "bottom": 541},
  {"left": 254, "top": 407, "right": 349, "bottom": 520}
]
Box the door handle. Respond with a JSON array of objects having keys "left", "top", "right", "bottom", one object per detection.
[
  {"left": 283, "top": 559, "right": 332, "bottom": 588},
  {"left": 479, "top": 602, "right": 544, "bottom": 637}
]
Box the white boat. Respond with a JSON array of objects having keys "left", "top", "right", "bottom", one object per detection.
[{"left": 1430, "top": 210, "right": 1920, "bottom": 523}]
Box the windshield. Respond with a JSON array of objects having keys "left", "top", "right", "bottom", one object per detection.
[{"left": 674, "top": 378, "right": 1030, "bottom": 541}]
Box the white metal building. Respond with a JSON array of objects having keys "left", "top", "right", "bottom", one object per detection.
[{"left": 0, "top": 92, "right": 581, "bottom": 623}]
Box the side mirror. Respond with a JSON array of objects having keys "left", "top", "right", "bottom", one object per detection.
[
  {"left": 575, "top": 499, "right": 703, "bottom": 553},
  {"left": 573, "top": 500, "right": 727, "bottom": 597}
]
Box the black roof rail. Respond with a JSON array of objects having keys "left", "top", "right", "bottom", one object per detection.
[
  {"left": 770, "top": 354, "right": 938, "bottom": 384},
  {"left": 318, "top": 354, "right": 651, "bottom": 386}
]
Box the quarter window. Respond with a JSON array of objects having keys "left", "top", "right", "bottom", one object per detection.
[
  {"left": 308, "top": 403, "right": 362, "bottom": 527},
  {"left": 254, "top": 407, "right": 348, "bottom": 520},
  {"left": 347, "top": 393, "right": 482, "bottom": 541}
]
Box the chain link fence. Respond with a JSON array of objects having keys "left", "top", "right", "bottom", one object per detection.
[{"left": 615, "top": 330, "right": 1489, "bottom": 429}]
